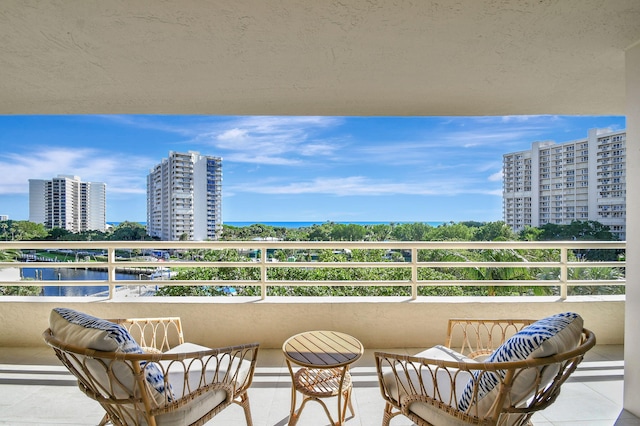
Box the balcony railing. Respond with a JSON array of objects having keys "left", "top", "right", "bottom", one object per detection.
[{"left": 0, "top": 240, "right": 625, "bottom": 300}]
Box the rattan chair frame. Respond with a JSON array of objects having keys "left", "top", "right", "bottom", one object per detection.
[
  {"left": 375, "top": 318, "right": 596, "bottom": 426},
  {"left": 43, "top": 317, "right": 259, "bottom": 426}
]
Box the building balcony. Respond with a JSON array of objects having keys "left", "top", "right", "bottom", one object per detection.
[{"left": 0, "top": 239, "right": 634, "bottom": 424}]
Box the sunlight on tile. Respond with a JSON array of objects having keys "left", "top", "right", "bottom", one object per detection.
[{"left": 0, "top": 346, "right": 637, "bottom": 426}]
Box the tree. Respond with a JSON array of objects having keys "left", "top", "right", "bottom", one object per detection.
[
  {"left": 519, "top": 226, "right": 543, "bottom": 241},
  {"left": 473, "top": 221, "right": 516, "bottom": 241},
  {"left": 1, "top": 220, "right": 47, "bottom": 241},
  {"left": 459, "top": 221, "right": 484, "bottom": 228},
  {"left": 567, "top": 265, "right": 624, "bottom": 295},
  {"left": 365, "top": 224, "right": 392, "bottom": 241},
  {"left": 0, "top": 220, "right": 48, "bottom": 241},
  {"left": 535, "top": 220, "right": 620, "bottom": 261},
  {"left": 0, "top": 249, "right": 20, "bottom": 261},
  {"left": 0, "top": 248, "right": 41, "bottom": 296},
  {"left": 390, "top": 222, "right": 433, "bottom": 241},
  {"left": 109, "top": 221, "right": 150, "bottom": 240},
  {"left": 0, "top": 285, "right": 42, "bottom": 296},
  {"left": 431, "top": 223, "right": 474, "bottom": 241},
  {"left": 220, "top": 225, "right": 241, "bottom": 240},
  {"left": 283, "top": 227, "right": 309, "bottom": 241},
  {"left": 307, "top": 223, "right": 334, "bottom": 241},
  {"left": 46, "top": 227, "right": 72, "bottom": 240},
  {"left": 537, "top": 220, "right": 615, "bottom": 241},
  {"left": 0, "top": 221, "right": 7, "bottom": 241},
  {"left": 330, "top": 224, "right": 366, "bottom": 241}
]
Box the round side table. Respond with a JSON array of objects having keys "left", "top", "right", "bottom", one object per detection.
[{"left": 282, "top": 330, "right": 364, "bottom": 426}]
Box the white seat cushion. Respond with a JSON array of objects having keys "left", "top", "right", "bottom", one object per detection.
[
  {"left": 151, "top": 342, "right": 253, "bottom": 426},
  {"left": 162, "top": 342, "right": 249, "bottom": 398},
  {"left": 153, "top": 391, "right": 227, "bottom": 426},
  {"left": 382, "top": 345, "right": 475, "bottom": 424},
  {"left": 415, "top": 345, "right": 478, "bottom": 363}
]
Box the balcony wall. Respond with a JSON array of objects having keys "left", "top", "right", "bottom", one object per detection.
[{"left": 0, "top": 295, "right": 624, "bottom": 349}]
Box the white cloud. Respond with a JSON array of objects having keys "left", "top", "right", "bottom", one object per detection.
[
  {"left": 229, "top": 176, "right": 502, "bottom": 197},
  {"left": 595, "top": 127, "right": 613, "bottom": 135},
  {"left": 299, "top": 142, "right": 338, "bottom": 157},
  {"left": 94, "top": 115, "right": 193, "bottom": 136},
  {"left": 467, "top": 115, "right": 561, "bottom": 124},
  {"left": 223, "top": 152, "right": 302, "bottom": 166},
  {"left": 0, "top": 147, "right": 154, "bottom": 195},
  {"left": 488, "top": 171, "right": 503, "bottom": 181},
  {"left": 95, "top": 115, "right": 556, "bottom": 170},
  {"left": 217, "top": 128, "right": 249, "bottom": 141},
  {"left": 476, "top": 162, "right": 502, "bottom": 173},
  {"left": 152, "top": 116, "right": 347, "bottom": 165},
  {"left": 500, "top": 115, "right": 558, "bottom": 123},
  {"left": 95, "top": 115, "right": 345, "bottom": 166}
]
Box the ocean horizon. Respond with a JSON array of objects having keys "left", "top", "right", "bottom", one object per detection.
[{"left": 108, "top": 221, "right": 447, "bottom": 229}]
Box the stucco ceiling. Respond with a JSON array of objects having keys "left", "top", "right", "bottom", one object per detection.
[{"left": 1, "top": 0, "right": 640, "bottom": 116}]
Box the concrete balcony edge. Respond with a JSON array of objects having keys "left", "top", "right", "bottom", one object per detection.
[{"left": 0, "top": 295, "right": 624, "bottom": 349}]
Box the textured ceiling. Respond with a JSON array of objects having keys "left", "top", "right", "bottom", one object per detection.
[{"left": 1, "top": 0, "right": 640, "bottom": 116}]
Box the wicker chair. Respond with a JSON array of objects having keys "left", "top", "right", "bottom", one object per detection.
[
  {"left": 375, "top": 317, "right": 596, "bottom": 426},
  {"left": 43, "top": 316, "right": 259, "bottom": 426}
]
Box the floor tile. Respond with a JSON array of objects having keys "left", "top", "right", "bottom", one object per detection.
[{"left": 0, "top": 346, "right": 637, "bottom": 426}]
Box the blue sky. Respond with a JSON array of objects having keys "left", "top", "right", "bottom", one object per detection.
[{"left": 0, "top": 115, "right": 625, "bottom": 223}]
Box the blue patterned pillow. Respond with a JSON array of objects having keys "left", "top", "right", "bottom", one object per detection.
[
  {"left": 458, "top": 312, "right": 583, "bottom": 412},
  {"left": 50, "top": 308, "right": 172, "bottom": 401}
]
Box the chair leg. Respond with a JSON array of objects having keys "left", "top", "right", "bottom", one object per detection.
[
  {"left": 238, "top": 392, "right": 253, "bottom": 426},
  {"left": 382, "top": 402, "right": 394, "bottom": 426},
  {"left": 98, "top": 413, "right": 111, "bottom": 426}
]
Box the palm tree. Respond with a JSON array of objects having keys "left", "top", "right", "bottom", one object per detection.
[
  {"left": 568, "top": 263, "right": 624, "bottom": 295},
  {"left": 0, "top": 249, "right": 20, "bottom": 262},
  {"left": 0, "top": 222, "right": 8, "bottom": 241}
]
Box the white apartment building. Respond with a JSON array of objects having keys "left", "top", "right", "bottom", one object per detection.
[
  {"left": 503, "top": 128, "right": 626, "bottom": 240},
  {"left": 147, "top": 151, "right": 222, "bottom": 241},
  {"left": 28, "top": 175, "right": 107, "bottom": 233}
]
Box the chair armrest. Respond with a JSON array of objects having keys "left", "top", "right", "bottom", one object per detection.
[{"left": 110, "top": 317, "right": 184, "bottom": 352}]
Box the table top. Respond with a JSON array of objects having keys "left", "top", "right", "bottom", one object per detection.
[{"left": 283, "top": 330, "right": 364, "bottom": 368}]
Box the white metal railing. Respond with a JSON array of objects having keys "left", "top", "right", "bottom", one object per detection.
[{"left": 0, "top": 240, "right": 626, "bottom": 300}]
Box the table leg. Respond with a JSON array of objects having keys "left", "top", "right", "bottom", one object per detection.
[
  {"left": 286, "top": 359, "right": 300, "bottom": 426},
  {"left": 286, "top": 364, "right": 355, "bottom": 426},
  {"left": 336, "top": 366, "right": 353, "bottom": 425}
]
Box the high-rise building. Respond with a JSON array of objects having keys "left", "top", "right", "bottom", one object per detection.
[
  {"left": 503, "top": 128, "right": 626, "bottom": 240},
  {"left": 28, "top": 175, "right": 107, "bottom": 232},
  {"left": 147, "top": 151, "right": 222, "bottom": 241}
]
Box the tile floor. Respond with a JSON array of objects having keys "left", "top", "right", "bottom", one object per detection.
[{"left": 0, "top": 345, "right": 638, "bottom": 425}]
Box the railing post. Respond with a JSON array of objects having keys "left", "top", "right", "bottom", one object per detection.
[
  {"left": 560, "top": 248, "right": 568, "bottom": 300},
  {"left": 107, "top": 247, "right": 116, "bottom": 300},
  {"left": 411, "top": 248, "right": 418, "bottom": 300},
  {"left": 260, "top": 245, "right": 267, "bottom": 300}
]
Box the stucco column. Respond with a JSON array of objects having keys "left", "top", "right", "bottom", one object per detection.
[{"left": 625, "top": 42, "right": 640, "bottom": 416}]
